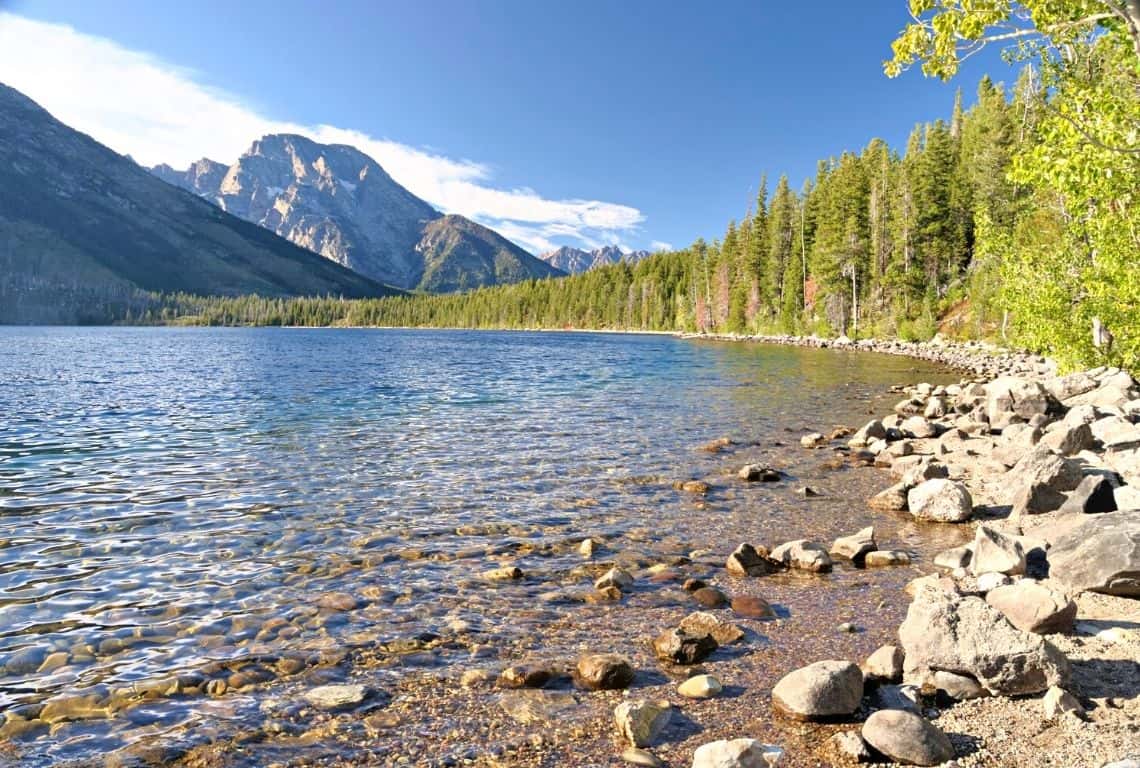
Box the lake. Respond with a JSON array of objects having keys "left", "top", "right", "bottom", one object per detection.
[{"left": 0, "top": 327, "right": 968, "bottom": 766}]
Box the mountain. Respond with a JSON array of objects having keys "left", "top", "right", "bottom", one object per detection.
[
  {"left": 152, "top": 135, "right": 563, "bottom": 292},
  {"left": 0, "top": 83, "right": 397, "bottom": 323},
  {"left": 540, "top": 245, "right": 651, "bottom": 275}
]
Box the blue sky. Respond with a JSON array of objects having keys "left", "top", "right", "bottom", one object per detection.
[{"left": 0, "top": 1, "right": 1016, "bottom": 254}]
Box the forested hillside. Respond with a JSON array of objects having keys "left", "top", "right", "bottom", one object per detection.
[{"left": 111, "top": 2, "right": 1138, "bottom": 372}]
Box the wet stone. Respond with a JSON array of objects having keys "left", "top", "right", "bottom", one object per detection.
[
  {"left": 652, "top": 628, "right": 718, "bottom": 665},
  {"left": 302, "top": 683, "right": 371, "bottom": 711},
  {"left": 692, "top": 586, "right": 729, "bottom": 607},
  {"left": 498, "top": 665, "right": 555, "bottom": 689},
  {"left": 731, "top": 595, "right": 776, "bottom": 619},
  {"left": 576, "top": 653, "right": 635, "bottom": 690}
]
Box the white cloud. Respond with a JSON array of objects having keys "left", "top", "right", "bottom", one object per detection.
[
  {"left": 0, "top": 12, "right": 646, "bottom": 253},
  {"left": 650, "top": 240, "right": 674, "bottom": 252}
]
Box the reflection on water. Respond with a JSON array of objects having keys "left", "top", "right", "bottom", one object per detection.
[{"left": 0, "top": 328, "right": 961, "bottom": 764}]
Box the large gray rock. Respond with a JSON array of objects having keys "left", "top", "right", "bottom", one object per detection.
[
  {"left": 1041, "top": 422, "right": 1094, "bottom": 456},
  {"left": 1058, "top": 474, "right": 1118, "bottom": 515},
  {"left": 898, "top": 585, "right": 1070, "bottom": 696},
  {"left": 970, "top": 526, "right": 1026, "bottom": 576},
  {"left": 986, "top": 377, "right": 1054, "bottom": 430},
  {"left": 985, "top": 581, "right": 1077, "bottom": 634},
  {"left": 861, "top": 710, "right": 955, "bottom": 766},
  {"left": 1047, "top": 509, "right": 1140, "bottom": 596},
  {"left": 907, "top": 479, "right": 973, "bottom": 523},
  {"left": 1006, "top": 445, "right": 1083, "bottom": 516},
  {"left": 771, "top": 660, "right": 863, "bottom": 720},
  {"left": 862, "top": 645, "right": 904, "bottom": 684},
  {"left": 726, "top": 543, "right": 776, "bottom": 577},
  {"left": 691, "top": 739, "right": 783, "bottom": 768}
]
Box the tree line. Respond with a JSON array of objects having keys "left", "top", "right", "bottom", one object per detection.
[{"left": 114, "top": 2, "right": 1138, "bottom": 371}]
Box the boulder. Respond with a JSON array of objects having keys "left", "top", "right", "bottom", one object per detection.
[
  {"left": 1006, "top": 445, "right": 1083, "bottom": 515},
  {"left": 769, "top": 540, "right": 832, "bottom": 573},
  {"left": 614, "top": 699, "right": 671, "bottom": 748},
  {"left": 901, "top": 416, "right": 938, "bottom": 439},
  {"left": 985, "top": 581, "right": 1077, "bottom": 634},
  {"left": 907, "top": 479, "right": 973, "bottom": 523},
  {"left": 900, "top": 460, "right": 949, "bottom": 488},
  {"left": 726, "top": 543, "right": 776, "bottom": 577},
  {"left": 771, "top": 660, "right": 863, "bottom": 721},
  {"left": 986, "top": 377, "right": 1053, "bottom": 430},
  {"left": 691, "top": 739, "right": 783, "bottom": 768},
  {"left": 1046, "top": 510, "right": 1140, "bottom": 596},
  {"left": 1044, "top": 371, "right": 1098, "bottom": 402},
  {"left": 976, "top": 572, "right": 1012, "bottom": 593},
  {"left": 861, "top": 710, "right": 955, "bottom": 767},
  {"left": 652, "top": 628, "right": 717, "bottom": 665},
  {"left": 862, "top": 644, "right": 904, "bottom": 684},
  {"left": 898, "top": 586, "right": 1070, "bottom": 696},
  {"left": 1040, "top": 422, "right": 1094, "bottom": 456},
  {"left": 576, "top": 653, "right": 635, "bottom": 690},
  {"left": 970, "top": 526, "right": 1026, "bottom": 576},
  {"left": 1058, "top": 475, "right": 1118, "bottom": 515},
  {"left": 830, "top": 526, "right": 877, "bottom": 561}
]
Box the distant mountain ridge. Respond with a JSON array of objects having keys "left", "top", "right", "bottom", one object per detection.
[
  {"left": 152, "top": 135, "right": 563, "bottom": 292},
  {"left": 540, "top": 245, "right": 651, "bottom": 274},
  {"left": 0, "top": 83, "right": 395, "bottom": 324}
]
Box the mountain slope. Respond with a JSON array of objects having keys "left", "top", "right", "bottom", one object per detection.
[
  {"left": 0, "top": 83, "right": 397, "bottom": 323},
  {"left": 154, "top": 135, "right": 563, "bottom": 292},
  {"left": 540, "top": 245, "right": 651, "bottom": 274}
]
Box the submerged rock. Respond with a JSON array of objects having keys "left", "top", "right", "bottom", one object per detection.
[
  {"left": 726, "top": 543, "right": 776, "bottom": 577},
  {"left": 770, "top": 539, "right": 833, "bottom": 573},
  {"left": 302, "top": 684, "right": 370, "bottom": 711},
  {"left": 692, "top": 739, "right": 783, "bottom": 768},
  {"left": 576, "top": 654, "right": 635, "bottom": 690},
  {"left": 652, "top": 628, "right": 718, "bottom": 665}
]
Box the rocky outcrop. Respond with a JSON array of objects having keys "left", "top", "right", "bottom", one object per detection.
[
  {"left": 899, "top": 585, "right": 1069, "bottom": 696},
  {"left": 152, "top": 134, "right": 562, "bottom": 291},
  {"left": 539, "top": 245, "right": 651, "bottom": 275},
  {"left": 1047, "top": 510, "right": 1140, "bottom": 596}
]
